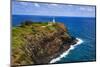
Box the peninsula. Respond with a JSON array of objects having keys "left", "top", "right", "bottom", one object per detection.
[{"left": 12, "top": 21, "right": 77, "bottom": 66}]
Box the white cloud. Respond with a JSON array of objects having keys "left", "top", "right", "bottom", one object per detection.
[
  {"left": 67, "top": 4, "right": 73, "bottom": 6},
  {"left": 34, "top": 3, "right": 40, "bottom": 7},
  {"left": 79, "top": 7, "right": 86, "bottom": 10},
  {"left": 87, "top": 8, "right": 94, "bottom": 11},
  {"left": 79, "top": 7, "right": 94, "bottom": 12},
  {"left": 20, "top": 2, "right": 28, "bottom": 6},
  {"left": 51, "top": 4, "right": 58, "bottom": 6}
]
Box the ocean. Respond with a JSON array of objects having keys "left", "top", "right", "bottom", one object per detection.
[{"left": 12, "top": 15, "right": 96, "bottom": 63}]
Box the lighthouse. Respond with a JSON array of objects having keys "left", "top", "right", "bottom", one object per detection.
[
  {"left": 52, "top": 17, "right": 56, "bottom": 23},
  {"left": 48, "top": 17, "right": 56, "bottom": 26}
]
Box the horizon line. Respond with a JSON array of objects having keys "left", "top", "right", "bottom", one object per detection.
[{"left": 12, "top": 14, "right": 96, "bottom": 18}]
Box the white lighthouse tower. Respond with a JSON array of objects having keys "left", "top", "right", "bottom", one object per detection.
[
  {"left": 52, "top": 17, "right": 56, "bottom": 23},
  {"left": 48, "top": 17, "right": 56, "bottom": 26}
]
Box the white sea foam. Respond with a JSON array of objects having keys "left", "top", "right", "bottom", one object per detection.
[{"left": 50, "top": 38, "right": 83, "bottom": 63}]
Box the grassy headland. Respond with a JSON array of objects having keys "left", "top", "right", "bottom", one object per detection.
[{"left": 12, "top": 21, "right": 77, "bottom": 66}]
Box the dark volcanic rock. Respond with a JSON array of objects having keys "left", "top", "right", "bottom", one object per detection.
[{"left": 12, "top": 22, "right": 77, "bottom": 66}]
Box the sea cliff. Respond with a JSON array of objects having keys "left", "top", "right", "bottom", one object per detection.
[{"left": 12, "top": 21, "right": 77, "bottom": 66}]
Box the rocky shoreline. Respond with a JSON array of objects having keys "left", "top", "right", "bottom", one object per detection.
[{"left": 12, "top": 21, "right": 78, "bottom": 66}]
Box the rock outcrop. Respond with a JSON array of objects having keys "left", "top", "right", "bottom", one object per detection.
[{"left": 12, "top": 21, "right": 77, "bottom": 66}]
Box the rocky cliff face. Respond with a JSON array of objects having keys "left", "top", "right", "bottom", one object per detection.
[{"left": 12, "top": 21, "right": 77, "bottom": 66}]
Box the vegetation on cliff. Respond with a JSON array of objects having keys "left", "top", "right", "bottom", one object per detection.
[{"left": 12, "top": 21, "right": 77, "bottom": 66}]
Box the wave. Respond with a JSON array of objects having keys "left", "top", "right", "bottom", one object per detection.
[{"left": 50, "top": 38, "right": 83, "bottom": 63}]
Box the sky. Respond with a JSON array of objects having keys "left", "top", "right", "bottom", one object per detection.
[{"left": 12, "top": 1, "right": 96, "bottom": 17}]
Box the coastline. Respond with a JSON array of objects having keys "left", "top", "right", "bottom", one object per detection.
[
  {"left": 12, "top": 22, "right": 80, "bottom": 65},
  {"left": 50, "top": 38, "right": 83, "bottom": 63}
]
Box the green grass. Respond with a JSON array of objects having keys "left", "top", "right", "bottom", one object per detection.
[
  {"left": 12, "top": 22, "right": 66, "bottom": 65},
  {"left": 12, "top": 22, "right": 63, "bottom": 48}
]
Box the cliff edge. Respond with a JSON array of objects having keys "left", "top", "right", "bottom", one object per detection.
[{"left": 12, "top": 21, "right": 77, "bottom": 66}]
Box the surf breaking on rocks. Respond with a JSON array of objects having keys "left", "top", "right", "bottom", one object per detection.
[{"left": 50, "top": 38, "right": 83, "bottom": 63}]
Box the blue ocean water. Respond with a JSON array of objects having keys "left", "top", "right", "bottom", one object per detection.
[{"left": 12, "top": 15, "right": 96, "bottom": 63}]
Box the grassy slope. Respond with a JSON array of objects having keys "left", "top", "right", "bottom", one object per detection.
[{"left": 12, "top": 22, "right": 64, "bottom": 65}]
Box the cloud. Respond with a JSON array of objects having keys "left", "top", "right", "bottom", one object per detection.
[
  {"left": 79, "top": 7, "right": 86, "bottom": 10},
  {"left": 20, "top": 2, "right": 28, "bottom": 6},
  {"left": 51, "top": 4, "right": 58, "bottom": 6},
  {"left": 67, "top": 4, "right": 73, "bottom": 6},
  {"left": 79, "top": 7, "right": 94, "bottom": 12},
  {"left": 87, "top": 8, "right": 94, "bottom": 12},
  {"left": 34, "top": 3, "right": 40, "bottom": 7}
]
